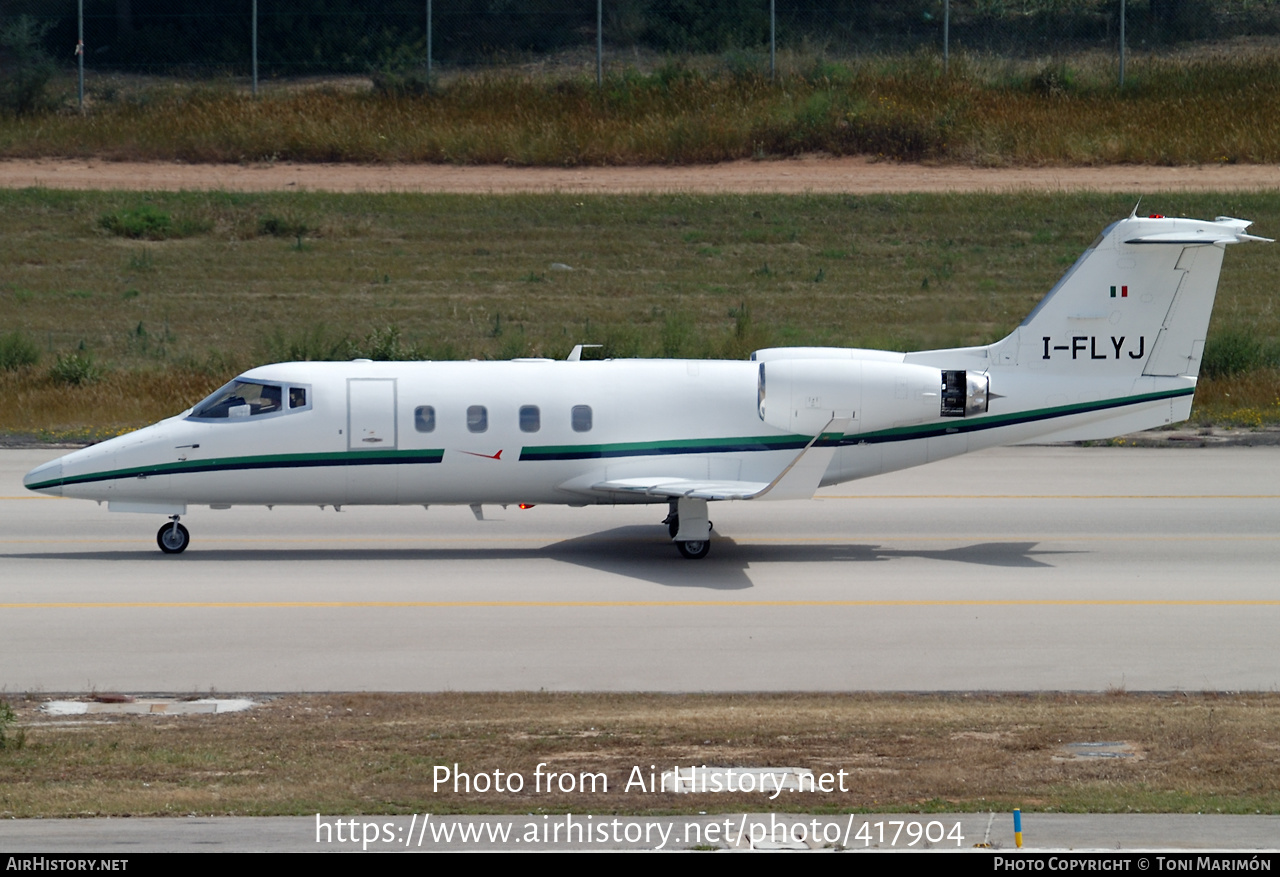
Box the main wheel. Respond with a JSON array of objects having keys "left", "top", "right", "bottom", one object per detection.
[
  {"left": 157, "top": 522, "right": 190, "bottom": 554},
  {"left": 676, "top": 539, "right": 710, "bottom": 560}
]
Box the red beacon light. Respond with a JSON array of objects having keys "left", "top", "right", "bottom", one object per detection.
[{"left": 1148, "top": 214, "right": 1164, "bottom": 218}]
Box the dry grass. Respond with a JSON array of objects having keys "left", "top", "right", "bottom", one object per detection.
[
  {"left": 1, "top": 692, "right": 1277, "bottom": 818},
  {"left": 0, "top": 367, "right": 222, "bottom": 439},
  {"left": 1192, "top": 369, "right": 1280, "bottom": 427},
  {"left": 6, "top": 51, "right": 1280, "bottom": 166}
]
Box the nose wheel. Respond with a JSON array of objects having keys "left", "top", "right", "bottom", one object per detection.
[{"left": 157, "top": 517, "right": 190, "bottom": 554}]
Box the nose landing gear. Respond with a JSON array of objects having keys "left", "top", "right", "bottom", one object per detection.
[{"left": 157, "top": 516, "right": 190, "bottom": 554}]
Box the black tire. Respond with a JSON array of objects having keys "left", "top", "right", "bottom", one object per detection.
[
  {"left": 676, "top": 539, "right": 710, "bottom": 560},
  {"left": 157, "top": 522, "right": 190, "bottom": 554}
]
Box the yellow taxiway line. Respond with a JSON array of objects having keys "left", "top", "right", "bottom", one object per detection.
[{"left": 3, "top": 599, "right": 1280, "bottom": 610}]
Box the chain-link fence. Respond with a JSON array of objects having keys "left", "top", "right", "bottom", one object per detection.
[{"left": 8, "top": 1, "right": 1280, "bottom": 88}]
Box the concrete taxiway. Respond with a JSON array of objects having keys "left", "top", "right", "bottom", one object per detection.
[
  {"left": 1, "top": 812, "right": 1279, "bottom": 852},
  {"left": 2, "top": 445, "right": 1278, "bottom": 692}
]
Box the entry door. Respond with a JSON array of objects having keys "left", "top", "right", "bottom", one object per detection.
[{"left": 347, "top": 379, "right": 398, "bottom": 451}]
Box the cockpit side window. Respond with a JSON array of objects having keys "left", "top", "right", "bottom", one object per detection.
[
  {"left": 189, "top": 379, "right": 306, "bottom": 420},
  {"left": 258, "top": 384, "right": 282, "bottom": 414}
]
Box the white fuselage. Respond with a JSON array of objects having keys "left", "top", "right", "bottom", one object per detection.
[
  {"left": 24, "top": 212, "right": 1262, "bottom": 543},
  {"left": 24, "top": 356, "right": 1193, "bottom": 511}
]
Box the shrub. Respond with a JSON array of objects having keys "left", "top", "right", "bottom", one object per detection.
[
  {"left": 1201, "top": 329, "right": 1267, "bottom": 378},
  {"left": 351, "top": 326, "right": 424, "bottom": 361},
  {"left": 260, "top": 324, "right": 350, "bottom": 362},
  {"left": 99, "top": 205, "right": 210, "bottom": 240},
  {"left": 259, "top": 324, "right": 424, "bottom": 362},
  {"left": 1030, "top": 63, "right": 1077, "bottom": 98},
  {"left": 0, "top": 330, "right": 40, "bottom": 371},
  {"left": 0, "top": 701, "right": 19, "bottom": 749},
  {"left": 257, "top": 214, "right": 311, "bottom": 238},
  {"left": 99, "top": 206, "right": 173, "bottom": 240},
  {"left": 370, "top": 43, "right": 433, "bottom": 98},
  {"left": 49, "top": 352, "right": 103, "bottom": 386}
]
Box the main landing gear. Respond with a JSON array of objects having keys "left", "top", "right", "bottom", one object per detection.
[
  {"left": 664, "top": 497, "right": 713, "bottom": 560},
  {"left": 676, "top": 537, "right": 710, "bottom": 560},
  {"left": 157, "top": 515, "right": 190, "bottom": 554}
]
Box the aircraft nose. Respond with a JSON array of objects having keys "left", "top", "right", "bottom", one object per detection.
[{"left": 23, "top": 458, "right": 63, "bottom": 496}]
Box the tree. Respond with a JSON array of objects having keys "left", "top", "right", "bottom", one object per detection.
[{"left": 0, "top": 15, "right": 60, "bottom": 116}]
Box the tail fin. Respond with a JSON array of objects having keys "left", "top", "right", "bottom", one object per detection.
[{"left": 990, "top": 213, "right": 1269, "bottom": 378}]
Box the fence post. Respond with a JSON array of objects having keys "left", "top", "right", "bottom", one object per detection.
[
  {"left": 769, "top": 0, "right": 776, "bottom": 81},
  {"left": 597, "top": 0, "right": 603, "bottom": 87},
  {"left": 77, "top": 0, "right": 84, "bottom": 111},
  {"left": 943, "top": 0, "right": 950, "bottom": 75},
  {"left": 1119, "top": 0, "right": 1126, "bottom": 87},
  {"left": 252, "top": 0, "right": 259, "bottom": 97}
]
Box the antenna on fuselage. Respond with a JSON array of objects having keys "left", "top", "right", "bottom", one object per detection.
[{"left": 567, "top": 344, "right": 602, "bottom": 362}]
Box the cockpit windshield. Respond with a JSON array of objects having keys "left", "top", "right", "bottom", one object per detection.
[{"left": 189, "top": 380, "right": 283, "bottom": 419}]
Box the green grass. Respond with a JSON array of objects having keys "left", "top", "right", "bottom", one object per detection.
[
  {"left": 1, "top": 189, "right": 1277, "bottom": 433},
  {"left": 6, "top": 50, "right": 1280, "bottom": 165}
]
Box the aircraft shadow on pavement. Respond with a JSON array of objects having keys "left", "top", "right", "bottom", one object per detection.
[
  {"left": 542, "top": 528, "right": 1074, "bottom": 589},
  {"left": 6, "top": 526, "right": 1076, "bottom": 591}
]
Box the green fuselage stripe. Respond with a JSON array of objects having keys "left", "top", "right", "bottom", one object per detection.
[
  {"left": 30, "top": 387, "right": 1191, "bottom": 491},
  {"left": 847, "top": 386, "right": 1192, "bottom": 443},
  {"left": 27, "top": 449, "right": 444, "bottom": 491},
  {"left": 518, "top": 387, "right": 1193, "bottom": 460}
]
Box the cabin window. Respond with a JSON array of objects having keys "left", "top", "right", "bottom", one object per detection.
[
  {"left": 415, "top": 405, "right": 436, "bottom": 433},
  {"left": 571, "top": 405, "right": 592, "bottom": 432},
  {"left": 289, "top": 387, "right": 307, "bottom": 409},
  {"left": 519, "top": 405, "right": 540, "bottom": 433},
  {"left": 467, "top": 405, "right": 488, "bottom": 433},
  {"left": 190, "top": 380, "right": 284, "bottom": 419}
]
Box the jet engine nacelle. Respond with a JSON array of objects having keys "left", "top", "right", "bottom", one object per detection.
[
  {"left": 759, "top": 360, "right": 991, "bottom": 435},
  {"left": 940, "top": 369, "right": 990, "bottom": 419},
  {"left": 759, "top": 358, "right": 990, "bottom": 436}
]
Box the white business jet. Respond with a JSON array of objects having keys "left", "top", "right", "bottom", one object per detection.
[{"left": 23, "top": 210, "right": 1270, "bottom": 558}]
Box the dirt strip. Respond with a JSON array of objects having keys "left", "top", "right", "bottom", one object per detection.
[{"left": 3, "top": 156, "right": 1280, "bottom": 194}]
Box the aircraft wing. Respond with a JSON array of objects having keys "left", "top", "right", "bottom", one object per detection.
[
  {"left": 590, "top": 477, "right": 772, "bottom": 501},
  {"left": 589, "top": 417, "right": 851, "bottom": 502}
]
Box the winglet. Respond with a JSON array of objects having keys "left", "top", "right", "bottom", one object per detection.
[
  {"left": 751, "top": 417, "right": 851, "bottom": 501},
  {"left": 580, "top": 418, "right": 851, "bottom": 503}
]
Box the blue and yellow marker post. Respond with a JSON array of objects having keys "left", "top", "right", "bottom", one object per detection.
[{"left": 1014, "top": 808, "right": 1023, "bottom": 848}]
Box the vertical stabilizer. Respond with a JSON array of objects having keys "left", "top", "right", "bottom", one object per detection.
[{"left": 991, "top": 215, "right": 1268, "bottom": 379}]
